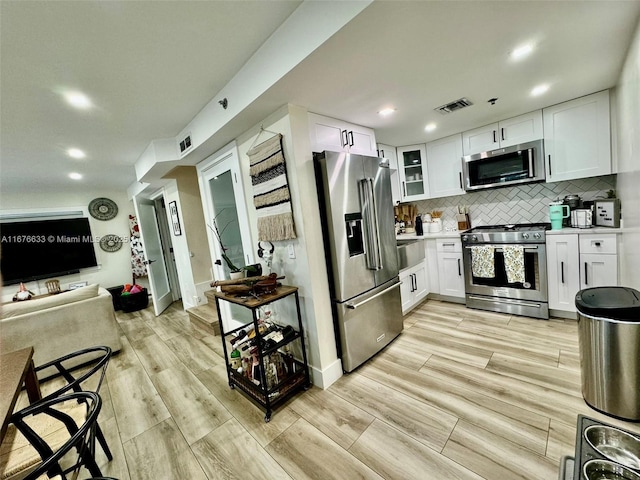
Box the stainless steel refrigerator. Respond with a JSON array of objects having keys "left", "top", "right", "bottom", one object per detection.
[{"left": 314, "top": 151, "right": 403, "bottom": 372}]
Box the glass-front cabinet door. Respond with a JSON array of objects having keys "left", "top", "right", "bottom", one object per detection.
[{"left": 397, "top": 144, "right": 429, "bottom": 201}]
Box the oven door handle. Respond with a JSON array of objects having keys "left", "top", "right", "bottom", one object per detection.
[
  {"left": 464, "top": 245, "right": 539, "bottom": 252},
  {"left": 467, "top": 295, "right": 543, "bottom": 309}
]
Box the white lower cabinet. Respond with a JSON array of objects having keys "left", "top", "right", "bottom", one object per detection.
[
  {"left": 546, "top": 233, "right": 618, "bottom": 314},
  {"left": 580, "top": 254, "right": 618, "bottom": 289},
  {"left": 436, "top": 239, "right": 465, "bottom": 298},
  {"left": 579, "top": 234, "right": 618, "bottom": 289},
  {"left": 546, "top": 234, "right": 581, "bottom": 312},
  {"left": 399, "top": 261, "right": 428, "bottom": 314}
]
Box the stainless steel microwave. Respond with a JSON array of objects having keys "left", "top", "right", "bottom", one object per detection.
[{"left": 462, "top": 139, "right": 545, "bottom": 191}]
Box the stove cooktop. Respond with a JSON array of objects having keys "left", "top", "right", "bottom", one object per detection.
[
  {"left": 464, "top": 222, "right": 551, "bottom": 234},
  {"left": 461, "top": 222, "right": 551, "bottom": 244}
]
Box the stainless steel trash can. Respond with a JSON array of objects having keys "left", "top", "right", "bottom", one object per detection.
[{"left": 576, "top": 287, "right": 640, "bottom": 421}]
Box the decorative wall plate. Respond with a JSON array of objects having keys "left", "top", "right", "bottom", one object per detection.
[
  {"left": 99, "top": 234, "right": 123, "bottom": 252},
  {"left": 89, "top": 197, "right": 118, "bottom": 221}
]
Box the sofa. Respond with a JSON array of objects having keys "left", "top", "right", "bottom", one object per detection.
[{"left": 0, "top": 284, "right": 122, "bottom": 378}]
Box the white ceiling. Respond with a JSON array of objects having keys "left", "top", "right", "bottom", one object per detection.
[{"left": 2, "top": 1, "right": 639, "bottom": 196}]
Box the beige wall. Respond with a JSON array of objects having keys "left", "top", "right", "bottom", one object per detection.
[
  {"left": 616, "top": 17, "right": 640, "bottom": 290},
  {"left": 165, "top": 167, "right": 212, "bottom": 284},
  {"left": 160, "top": 166, "right": 213, "bottom": 310}
]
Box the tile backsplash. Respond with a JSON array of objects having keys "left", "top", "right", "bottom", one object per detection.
[{"left": 414, "top": 175, "right": 616, "bottom": 231}]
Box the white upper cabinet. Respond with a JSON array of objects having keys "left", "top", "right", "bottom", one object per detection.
[
  {"left": 426, "top": 133, "right": 465, "bottom": 199},
  {"left": 396, "top": 144, "right": 429, "bottom": 202},
  {"left": 377, "top": 143, "right": 401, "bottom": 205},
  {"left": 462, "top": 110, "right": 543, "bottom": 156},
  {"left": 543, "top": 90, "right": 611, "bottom": 182},
  {"left": 308, "top": 112, "right": 377, "bottom": 156}
]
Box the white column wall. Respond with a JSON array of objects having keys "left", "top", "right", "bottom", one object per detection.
[
  {"left": 615, "top": 18, "right": 640, "bottom": 290},
  {"left": 234, "top": 104, "right": 342, "bottom": 388}
]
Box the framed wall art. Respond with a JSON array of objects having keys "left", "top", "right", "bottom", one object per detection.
[{"left": 169, "top": 201, "right": 182, "bottom": 236}]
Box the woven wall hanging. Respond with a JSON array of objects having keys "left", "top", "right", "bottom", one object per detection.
[{"left": 247, "top": 131, "right": 296, "bottom": 241}]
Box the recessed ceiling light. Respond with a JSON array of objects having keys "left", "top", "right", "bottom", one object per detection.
[
  {"left": 68, "top": 172, "right": 83, "bottom": 180},
  {"left": 511, "top": 43, "right": 534, "bottom": 60},
  {"left": 531, "top": 84, "right": 550, "bottom": 96},
  {"left": 67, "top": 148, "right": 86, "bottom": 159},
  {"left": 378, "top": 108, "right": 396, "bottom": 117},
  {"left": 424, "top": 123, "right": 437, "bottom": 132},
  {"left": 64, "top": 91, "right": 92, "bottom": 109}
]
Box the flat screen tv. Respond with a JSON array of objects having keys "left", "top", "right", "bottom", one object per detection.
[{"left": 1, "top": 217, "right": 98, "bottom": 286}]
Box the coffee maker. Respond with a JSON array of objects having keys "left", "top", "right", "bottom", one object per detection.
[{"left": 562, "top": 194, "right": 581, "bottom": 227}]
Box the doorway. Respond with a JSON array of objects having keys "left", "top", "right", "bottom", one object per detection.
[
  {"left": 198, "top": 141, "right": 254, "bottom": 329},
  {"left": 134, "top": 193, "right": 181, "bottom": 316}
]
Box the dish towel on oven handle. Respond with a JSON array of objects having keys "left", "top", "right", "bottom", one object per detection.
[
  {"left": 503, "top": 245, "right": 525, "bottom": 284},
  {"left": 471, "top": 245, "right": 495, "bottom": 278}
]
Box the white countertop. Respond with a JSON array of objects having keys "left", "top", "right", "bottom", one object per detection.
[
  {"left": 397, "top": 226, "right": 624, "bottom": 241},
  {"left": 546, "top": 226, "right": 623, "bottom": 234},
  {"left": 396, "top": 231, "right": 462, "bottom": 240}
]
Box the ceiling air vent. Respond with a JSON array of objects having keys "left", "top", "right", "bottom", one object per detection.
[
  {"left": 435, "top": 97, "right": 473, "bottom": 114},
  {"left": 178, "top": 133, "right": 192, "bottom": 155}
]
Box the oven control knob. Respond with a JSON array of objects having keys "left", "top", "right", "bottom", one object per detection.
[
  {"left": 522, "top": 233, "right": 530, "bottom": 239},
  {"left": 533, "top": 232, "right": 541, "bottom": 239},
  {"left": 471, "top": 235, "right": 477, "bottom": 242},
  {"left": 462, "top": 235, "right": 468, "bottom": 242}
]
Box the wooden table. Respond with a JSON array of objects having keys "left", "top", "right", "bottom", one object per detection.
[{"left": 0, "top": 346, "right": 42, "bottom": 442}]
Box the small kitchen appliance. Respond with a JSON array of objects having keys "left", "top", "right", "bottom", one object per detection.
[
  {"left": 571, "top": 209, "right": 593, "bottom": 228},
  {"left": 549, "top": 202, "right": 570, "bottom": 230},
  {"left": 562, "top": 194, "right": 582, "bottom": 227},
  {"left": 462, "top": 140, "right": 545, "bottom": 192},
  {"left": 461, "top": 223, "right": 550, "bottom": 319}
]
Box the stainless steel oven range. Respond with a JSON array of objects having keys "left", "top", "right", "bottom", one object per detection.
[{"left": 461, "top": 223, "right": 550, "bottom": 319}]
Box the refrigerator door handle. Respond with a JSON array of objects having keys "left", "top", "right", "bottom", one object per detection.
[
  {"left": 359, "top": 178, "right": 383, "bottom": 270},
  {"left": 345, "top": 280, "right": 402, "bottom": 309}
]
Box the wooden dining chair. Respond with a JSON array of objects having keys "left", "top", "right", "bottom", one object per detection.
[
  {"left": 0, "top": 392, "right": 103, "bottom": 480},
  {"left": 34, "top": 346, "right": 113, "bottom": 461}
]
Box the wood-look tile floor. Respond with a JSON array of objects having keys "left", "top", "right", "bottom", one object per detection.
[{"left": 39, "top": 299, "right": 640, "bottom": 480}]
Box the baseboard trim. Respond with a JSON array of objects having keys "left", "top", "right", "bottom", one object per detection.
[
  {"left": 550, "top": 308, "right": 577, "bottom": 320},
  {"left": 310, "top": 358, "right": 343, "bottom": 389},
  {"left": 427, "top": 293, "right": 466, "bottom": 304}
]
